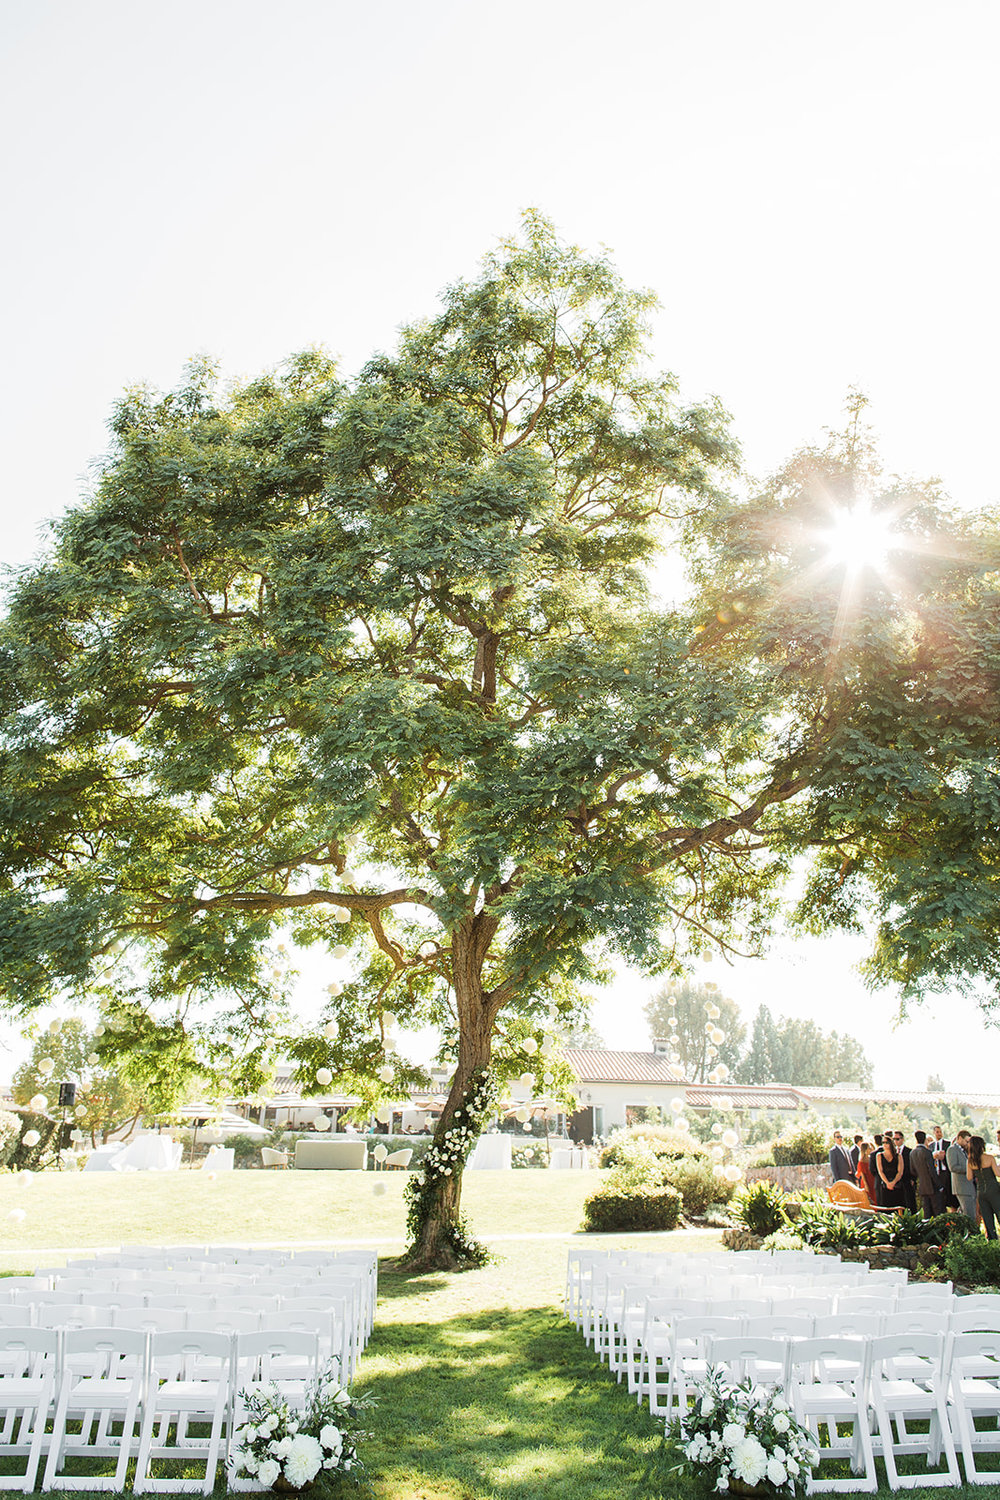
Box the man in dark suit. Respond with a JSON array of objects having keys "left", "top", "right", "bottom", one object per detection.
[
  {"left": 910, "top": 1129, "right": 941, "bottom": 1217},
  {"left": 894, "top": 1129, "right": 917, "bottom": 1212},
  {"left": 868, "top": 1134, "right": 885, "bottom": 1206},
  {"left": 828, "top": 1131, "right": 855, "bottom": 1183},
  {"left": 930, "top": 1124, "right": 953, "bottom": 1208},
  {"left": 850, "top": 1134, "right": 863, "bottom": 1173}
]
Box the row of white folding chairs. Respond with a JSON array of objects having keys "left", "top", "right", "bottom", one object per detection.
[
  {"left": 633, "top": 1302, "right": 1000, "bottom": 1416},
  {"left": 0, "top": 1323, "right": 326, "bottom": 1494},
  {"left": 611, "top": 1283, "right": 972, "bottom": 1390},
  {"left": 673, "top": 1329, "right": 1000, "bottom": 1490},
  {"left": 0, "top": 1300, "right": 353, "bottom": 1381}
]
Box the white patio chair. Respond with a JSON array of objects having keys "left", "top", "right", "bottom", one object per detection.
[
  {"left": 42, "top": 1327, "right": 147, "bottom": 1491},
  {"left": 384, "top": 1148, "right": 413, "bottom": 1169},
  {"left": 135, "top": 1330, "right": 233, "bottom": 1494},
  {"left": 787, "top": 1335, "right": 876, "bottom": 1492},
  {"left": 951, "top": 1306, "right": 1000, "bottom": 1337},
  {"left": 776, "top": 1295, "right": 838, "bottom": 1319},
  {"left": 0, "top": 1327, "right": 60, "bottom": 1491},
  {"left": 814, "top": 1311, "right": 883, "bottom": 1342},
  {"left": 895, "top": 1282, "right": 953, "bottom": 1305},
  {"left": 114, "top": 1306, "right": 188, "bottom": 1333},
  {"left": 33, "top": 1305, "right": 122, "bottom": 1331},
  {"left": 279, "top": 1297, "right": 358, "bottom": 1380},
  {"left": 260, "top": 1308, "right": 345, "bottom": 1385},
  {"left": 869, "top": 1332, "right": 960, "bottom": 1489},
  {"left": 744, "top": 1312, "right": 815, "bottom": 1341},
  {"left": 233, "top": 1329, "right": 320, "bottom": 1407},
  {"left": 705, "top": 1296, "right": 772, "bottom": 1321},
  {"left": 704, "top": 1334, "right": 793, "bottom": 1391},
  {"left": 949, "top": 1329, "right": 1000, "bottom": 1484},
  {"left": 0, "top": 1308, "right": 34, "bottom": 1329}
]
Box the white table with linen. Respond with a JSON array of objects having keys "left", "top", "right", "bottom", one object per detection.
[{"left": 466, "top": 1134, "right": 512, "bottom": 1170}]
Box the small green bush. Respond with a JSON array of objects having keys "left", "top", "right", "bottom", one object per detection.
[
  {"left": 599, "top": 1125, "right": 705, "bottom": 1169},
  {"left": 582, "top": 1184, "right": 682, "bottom": 1233},
  {"left": 771, "top": 1123, "right": 827, "bottom": 1167},
  {"left": 9, "top": 1111, "right": 59, "bottom": 1172},
  {"left": 665, "top": 1157, "right": 734, "bottom": 1216},
  {"left": 224, "top": 1134, "right": 266, "bottom": 1165},
  {"left": 731, "top": 1179, "right": 788, "bottom": 1238},
  {"left": 944, "top": 1235, "right": 1000, "bottom": 1288}
]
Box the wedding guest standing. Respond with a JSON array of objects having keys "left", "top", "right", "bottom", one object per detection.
[
  {"left": 968, "top": 1136, "right": 1000, "bottom": 1240},
  {"left": 855, "top": 1141, "right": 877, "bottom": 1202},
  {"left": 947, "top": 1131, "right": 977, "bottom": 1223},
  {"left": 828, "top": 1131, "right": 855, "bottom": 1182},
  {"left": 930, "top": 1125, "right": 953, "bottom": 1208},
  {"left": 894, "top": 1130, "right": 917, "bottom": 1212},
  {"left": 909, "top": 1130, "right": 940, "bottom": 1217},
  {"left": 868, "top": 1135, "right": 885, "bottom": 1207},
  {"left": 877, "top": 1135, "right": 908, "bottom": 1209}
]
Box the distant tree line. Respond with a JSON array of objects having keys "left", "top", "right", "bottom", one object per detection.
[{"left": 644, "top": 985, "right": 873, "bottom": 1088}]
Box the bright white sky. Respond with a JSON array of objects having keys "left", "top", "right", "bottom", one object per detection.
[{"left": 2, "top": 1, "right": 999, "bottom": 1094}]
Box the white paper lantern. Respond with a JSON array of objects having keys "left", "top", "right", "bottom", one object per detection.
[
  {"left": 670, "top": 1098, "right": 685, "bottom": 1114},
  {"left": 313, "top": 1115, "right": 332, "bottom": 1132},
  {"left": 378, "top": 1064, "right": 394, "bottom": 1084},
  {"left": 675, "top": 1117, "right": 690, "bottom": 1132},
  {"left": 383, "top": 1011, "right": 397, "bottom": 1029},
  {"left": 521, "top": 1038, "right": 538, "bottom": 1055},
  {"left": 323, "top": 1021, "right": 338, "bottom": 1039},
  {"left": 543, "top": 1071, "right": 553, "bottom": 1084},
  {"left": 711, "top": 1122, "right": 724, "bottom": 1135},
  {"left": 94, "top": 1024, "right": 105, "bottom": 1037},
  {"left": 668, "top": 1017, "right": 677, "bottom": 1028},
  {"left": 38, "top": 1058, "right": 55, "bottom": 1076},
  {"left": 708, "top": 1068, "right": 720, "bottom": 1083},
  {"left": 715, "top": 1065, "right": 730, "bottom": 1082},
  {"left": 18, "top": 1170, "right": 33, "bottom": 1187},
  {"left": 522, "top": 1121, "right": 533, "bottom": 1132},
  {"left": 70, "top": 1129, "right": 84, "bottom": 1142},
  {"left": 519, "top": 1072, "right": 535, "bottom": 1088},
  {"left": 29, "top": 1095, "right": 47, "bottom": 1113},
  {"left": 667, "top": 995, "right": 677, "bottom": 1007},
  {"left": 710, "top": 1027, "right": 725, "bottom": 1045},
  {"left": 332, "top": 945, "right": 349, "bottom": 960},
  {"left": 540, "top": 1037, "right": 555, "bottom": 1056},
  {"left": 333, "top": 906, "right": 351, "bottom": 924},
  {"left": 7, "top": 1209, "right": 26, "bottom": 1223},
  {"left": 723, "top": 1163, "right": 743, "bottom": 1183},
  {"left": 706, "top": 1047, "right": 718, "bottom": 1060},
  {"left": 375, "top": 1105, "right": 393, "bottom": 1125},
  {"left": 373, "top": 1142, "right": 388, "bottom": 1162},
  {"left": 711, "top": 1144, "right": 724, "bottom": 1160},
  {"left": 341, "top": 869, "right": 358, "bottom": 888},
  {"left": 86, "top": 1051, "right": 100, "bottom": 1066},
  {"left": 74, "top": 1104, "right": 87, "bottom": 1119},
  {"left": 716, "top": 1095, "right": 734, "bottom": 1110},
  {"left": 48, "top": 1018, "right": 63, "bottom": 1035},
  {"left": 22, "top": 1130, "right": 40, "bottom": 1148},
  {"left": 722, "top": 1129, "right": 739, "bottom": 1148},
  {"left": 515, "top": 1107, "right": 531, "bottom": 1124},
  {"left": 316, "top": 1067, "right": 333, "bottom": 1087}
]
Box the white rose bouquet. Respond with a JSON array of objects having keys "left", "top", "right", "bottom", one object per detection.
[
  {"left": 229, "top": 1363, "right": 376, "bottom": 1491},
  {"left": 667, "top": 1365, "right": 818, "bottom": 1495}
]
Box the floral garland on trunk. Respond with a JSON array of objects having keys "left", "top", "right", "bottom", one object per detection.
[{"left": 404, "top": 1068, "right": 497, "bottom": 1266}]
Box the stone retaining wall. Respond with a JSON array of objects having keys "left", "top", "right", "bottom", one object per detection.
[{"left": 745, "top": 1164, "right": 830, "bottom": 1193}]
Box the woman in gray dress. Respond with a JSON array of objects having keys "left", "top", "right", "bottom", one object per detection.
[{"left": 967, "top": 1136, "right": 1000, "bottom": 1239}]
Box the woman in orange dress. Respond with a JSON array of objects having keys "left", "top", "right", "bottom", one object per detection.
[{"left": 855, "top": 1140, "right": 877, "bottom": 1203}]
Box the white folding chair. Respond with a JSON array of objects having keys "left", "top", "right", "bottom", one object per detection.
[
  {"left": 744, "top": 1313, "right": 814, "bottom": 1342},
  {"left": 33, "top": 1305, "right": 122, "bottom": 1331},
  {"left": 788, "top": 1335, "right": 876, "bottom": 1492},
  {"left": 233, "top": 1330, "right": 320, "bottom": 1412},
  {"left": 630, "top": 1297, "right": 709, "bottom": 1410},
  {"left": 135, "top": 1330, "right": 232, "bottom": 1494},
  {"left": 43, "top": 1327, "right": 147, "bottom": 1491},
  {"left": 664, "top": 1316, "right": 745, "bottom": 1419},
  {"left": 114, "top": 1307, "right": 188, "bottom": 1334},
  {"left": 0, "top": 1327, "right": 59, "bottom": 1491},
  {"left": 869, "top": 1333, "right": 960, "bottom": 1490},
  {"left": 949, "top": 1330, "right": 1000, "bottom": 1484},
  {"left": 703, "top": 1334, "right": 792, "bottom": 1392},
  {"left": 279, "top": 1298, "right": 356, "bottom": 1380}
]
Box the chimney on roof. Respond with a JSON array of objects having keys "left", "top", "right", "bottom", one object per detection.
[{"left": 652, "top": 1038, "right": 671, "bottom": 1056}]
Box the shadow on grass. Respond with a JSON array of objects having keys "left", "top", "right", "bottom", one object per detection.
[{"left": 354, "top": 1305, "right": 675, "bottom": 1500}]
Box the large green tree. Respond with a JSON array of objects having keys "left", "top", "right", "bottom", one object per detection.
[
  {"left": 1, "top": 222, "right": 997, "bottom": 1267},
  {"left": 643, "top": 980, "right": 745, "bottom": 1082},
  {"left": 734, "top": 1006, "right": 873, "bottom": 1088}
]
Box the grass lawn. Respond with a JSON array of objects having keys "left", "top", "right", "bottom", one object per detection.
[{"left": 3, "top": 1168, "right": 1000, "bottom": 1498}]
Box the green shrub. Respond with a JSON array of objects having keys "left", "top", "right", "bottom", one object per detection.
[
  {"left": 582, "top": 1184, "right": 682, "bottom": 1233},
  {"left": 223, "top": 1134, "right": 266, "bottom": 1165},
  {"left": 944, "top": 1235, "right": 1000, "bottom": 1288},
  {"left": 9, "top": 1111, "right": 59, "bottom": 1172},
  {"left": 0, "top": 1110, "right": 21, "bottom": 1169},
  {"left": 731, "top": 1180, "right": 788, "bottom": 1238},
  {"left": 599, "top": 1125, "right": 705, "bottom": 1169},
  {"left": 771, "top": 1123, "right": 828, "bottom": 1166},
  {"left": 665, "top": 1157, "right": 734, "bottom": 1216}
]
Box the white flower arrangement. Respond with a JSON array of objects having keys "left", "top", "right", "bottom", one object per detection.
[
  {"left": 229, "top": 1364, "right": 375, "bottom": 1491},
  {"left": 668, "top": 1366, "right": 818, "bottom": 1495}
]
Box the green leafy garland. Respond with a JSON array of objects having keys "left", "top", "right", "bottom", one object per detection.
[{"left": 404, "top": 1069, "right": 497, "bottom": 1266}]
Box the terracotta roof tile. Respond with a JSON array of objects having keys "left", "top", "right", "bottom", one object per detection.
[{"left": 563, "top": 1049, "right": 686, "bottom": 1085}]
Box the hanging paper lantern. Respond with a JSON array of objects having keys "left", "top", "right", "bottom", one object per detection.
[
  {"left": 378, "top": 1064, "right": 394, "bottom": 1084},
  {"left": 670, "top": 1098, "right": 685, "bottom": 1114},
  {"left": 38, "top": 1058, "right": 55, "bottom": 1076},
  {"left": 341, "top": 869, "right": 358, "bottom": 888},
  {"left": 334, "top": 907, "right": 351, "bottom": 924},
  {"left": 710, "top": 1027, "right": 725, "bottom": 1045},
  {"left": 87, "top": 1052, "right": 100, "bottom": 1066},
  {"left": 94, "top": 1024, "right": 105, "bottom": 1037},
  {"left": 668, "top": 1017, "right": 677, "bottom": 1029},
  {"left": 715, "top": 1064, "right": 730, "bottom": 1082},
  {"left": 48, "top": 1018, "right": 63, "bottom": 1035},
  {"left": 521, "top": 1038, "right": 538, "bottom": 1055},
  {"left": 543, "top": 1071, "right": 553, "bottom": 1084},
  {"left": 707, "top": 1003, "right": 721, "bottom": 1020},
  {"left": 22, "top": 1130, "right": 40, "bottom": 1148},
  {"left": 74, "top": 1104, "right": 87, "bottom": 1119},
  {"left": 313, "top": 1115, "right": 332, "bottom": 1132},
  {"left": 316, "top": 1068, "right": 333, "bottom": 1087},
  {"left": 723, "top": 1163, "right": 743, "bottom": 1183},
  {"left": 515, "top": 1107, "right": 531, "bottom": 1123},
  {"left": 667, "top": 994, "right": 677, "bottom": 1007},
  {"left": 373, "top": 1142, "right": 388, "bottom": 1162},
  {"left": 29, "top": 1095, "right": 47, "bottom": 1113},
  {"left": 332, "top": 945, "right": 349, "bottom": 960},
  {"left": 711, "top": 1122, "right": 724, "bottom": 1135},
  {"left": 323, "top": 1021, "right": 339, "bottom": 1039},
  {"left": 7, "top": 1209, "right": 26, "bottom": 1223},
  {"left": 519, "top": 1072, "right": 535, "bottom": 1088},
  {"left": 675, "top": 1117, "right": 690, "bottom": 1132},
  {"left": 382, "top": 1011, "right": 397, "bottom": 1029},
  {"left": 375, "top": 1105, "right": 393, "bottom": 1125},
  {"left": 711, "top": 1144, "right": 725, "bottom": 1160},
  {"left": 722, "top": 1129, "right": 739, "bottom": 1148},
  {"left": 706, "top": 1047, "right": 718, "bottom": 1060},
  {"left": 522, "top": 1121, "right": 533, "bottom": 1132},
  {"left": 70, "top": 1129, "right": 84, "bottom": 1143}
]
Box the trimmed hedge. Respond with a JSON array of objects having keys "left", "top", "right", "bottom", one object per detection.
[
  {"left": 599, "top": 1126, "right": 706, "bottom": 1169},
  {"left": 582, "top": 1184, "right": 682, "bottom": 1233},
  {"left": 771, "top": 1124, "right": 827, "bottom": 1166},
  {"left": 943, "top": 1235, "right": 1000, "bottom": 1288}
]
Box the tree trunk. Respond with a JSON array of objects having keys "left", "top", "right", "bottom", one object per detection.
[{"left": 401, "top": 922, "right": 498, "bottom": 1272}]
